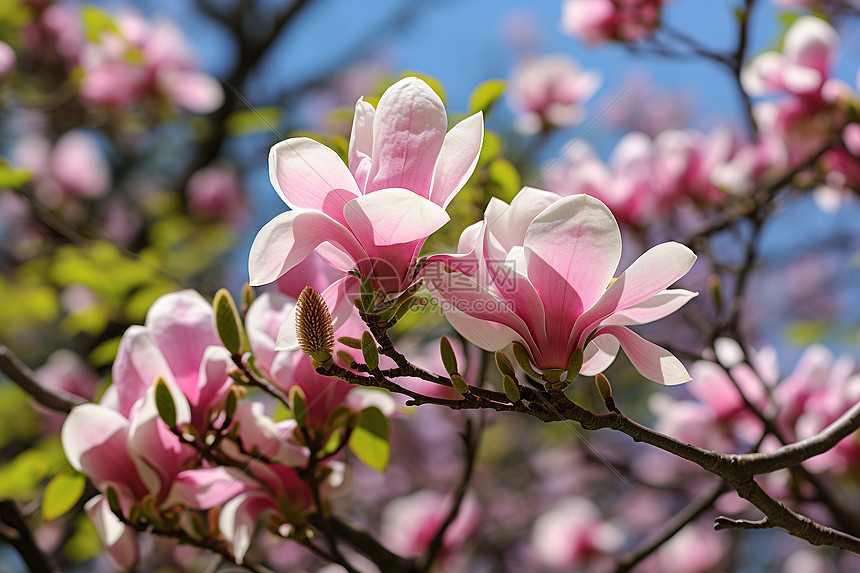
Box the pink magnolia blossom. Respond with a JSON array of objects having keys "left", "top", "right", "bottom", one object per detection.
[
  {"left": 425, "top": 187, "right": 697, "bottom": 384},
  {"left": 561, "top": 0, "right": 668, "bottom": 45},
  {"left": 186, "top": 163, "right": 245, "bottom": 222},
  {"left": 78, "top": 11, "right": 223, "bottom": 113},
  {"left": 508, "top": 53, "right": 601, "bottom": 134},
  {"left": 742, "top": 16, "right": 838, "bottom": 99},
  {"left": 248, "top": 77, "right": 484, "bottom": 299},
  {"left": 380, "top": 489, "right": 480, "bottom": 559},
  {"left": 545, "top": 128, "right": 738, "bottom": 226},
  {"left": 530, "top": 496, "right": 625, "bottom": 569},
  {"left": 0, "top": 40, "right": 15, "bottom": 78},
  {"left": 60, "top": 291, "right": 277, "bottom": 567},
  {"left": 13, "top": 131, "right": 111, "bottom": 206}
]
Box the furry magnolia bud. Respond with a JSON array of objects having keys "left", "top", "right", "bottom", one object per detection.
[{"left": 296, "top": 287, "right": 334, "bottom": 362}]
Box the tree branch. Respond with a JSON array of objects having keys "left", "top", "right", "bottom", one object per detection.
[
  {"left": 0, "top": 344, "right": 84, "bottom": 413},
  {"left": 0, "top": 500, "right": 61, "bottom": 573}
]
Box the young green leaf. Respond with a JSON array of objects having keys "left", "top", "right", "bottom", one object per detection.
[
  {"left": 213, "top": 288, "right": 244, "bottom": 355},
  {"left": 468, "top": 78, "right": 505, "bottom": 116},
  {"left": 154, "top": 378, "right": 177, "bottom": 429},
  {"left": 348, "top": 407, "right": 390, "bottom": 472},
  {"left": 439, "top": 336, "right": 458, "bottom": 376},
  {"left": 361, "top": 331, "right": 379, "bottom": 371},
  {"left": 42, "top": 472, "right": 86, "bottom": 521}
]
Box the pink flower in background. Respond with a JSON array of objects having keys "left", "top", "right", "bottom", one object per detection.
[
  {"left": 0, "top": 40, "right": 15, "bottom": 78},
  {"left": 425, "top": 187, "right": 697, "bottom": 384},
  {"left": 35, "top": 349, "right": 100, "bottom": 401},
  {"left": 13, "top": 131, "right": 111, "bottom": 206},
  {"left": 78, "top": 11, "right": 223, "bottom": 113},
  {"left": 544, "top": 128, "right": 738, "bottom": 226},
  {"left": 742, "top": 16, "right": 838, "bottom": 99},
  {"left": 638, "top": 522, "right": 727, "bottom": 573},
  {"left": 508, "top": 53, "right": 601, "bottom": 134},
  {"left": 562, "top": 0, "right": 669, "bottom": 45},
  {"left": 531, "top": 496, "right": 625, "bottom": 569},
  {"left": 772, "top": 345, "right": 860, "bottom": 473},
  {"left": 249, "top": 76, "right": 483, "bottom": 297},
  {"left": 380, "top": 489, "right": 480, "bottom": 559},
  {"left": 186, "top": 163, "right": 245, "bottom": 222}
]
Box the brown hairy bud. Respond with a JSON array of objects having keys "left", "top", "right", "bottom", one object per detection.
[{"left": 296, "top": 286, "right": 334, "bottom": 361}]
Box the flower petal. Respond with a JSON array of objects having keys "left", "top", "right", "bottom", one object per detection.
[
  {"left": 85, "top": 495, "right": 139, "bottom": 570},
  {"left": 598, "top": 325, "right": 691, "bottom": 385},
  {"left": 220, "top": 493, "right": 274, "bottom": 564},
  {"left": 168, "top": 467, "right": 252, "bottom": 509},
  {"left": 429, "top": 111, "right": 484, "bottom": 208},
  {"left": 580, "top": 334, "right": 621, "bottom": 376},
  {"left": 602, "top": 289, "right": 698, "bottom": 326},
  {"left": 524, "top": 194, "right": 622, "bottom": 313},
  {"left": 248, "top": 210, "right": 365, "bottom": 287},
  {"left": 62, "top": 404, "right": 135, "bottom": 487},
  {"left": 343, "top": 187, "right": 449, "bottom": 247},
  {"left": 348, "top": 98, "right": 376, "bottom": 191},
  {"left": 365, "top": 78, "right": 447, "bottom": 197},
  {"left": 112, "top": 326, "right": 175, "bottom": 417},
  {"left": 269, "top": 137, "right": 360, "bottom": 222},
  {"left": 572, "top": 242, "right": 696, "bottom": 348},
  {"left": 145, "top": 290, "right": 219, "bottom": 400}
]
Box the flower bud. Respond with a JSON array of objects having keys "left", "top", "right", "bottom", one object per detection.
[{"left": 296, "top": 286, "right": 334, "bottom": 363}]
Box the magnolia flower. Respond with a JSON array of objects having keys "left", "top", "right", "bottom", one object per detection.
[
  {"left": 508, "top": 54, "right": 601, "bottom": 134},
  {"left": 380, "top": 490, "right": 480, "bottom": 559},
  {"left": 0, "top": 40, "right": 15, "bottom": 78},
  {"left": 742, "top": 16, "right": 838, "bottom": 99},
  {"left": 13, "top": 131, "right": 111, "bottom": 206},
  {"left": 531, "top": 497, "right": 625, "bottom": 568},
  {"left": 248, "top": 77, "right": 483, "bottom": 297},
  {"left": 425, "top": 187, "right": 697, "bottom": 385},
  {"left": 60, "top": 291, "right": 283, "bottom": 568},
  {"left": 186, "top": 163, "right": 245, "bottom": 222},
  {"left": 561, "top": 0, "right": 668, "bottom": 45},
  {"left": 78, "top": 11, "right": 223, "bottom": 113}
]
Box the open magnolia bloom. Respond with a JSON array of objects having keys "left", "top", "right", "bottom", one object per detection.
[
  {"left": 248, "top": 76, "right": 483, "bottom": 299},
  {"left": 424, "top": 187, "right": 697, "bottom": 385}
]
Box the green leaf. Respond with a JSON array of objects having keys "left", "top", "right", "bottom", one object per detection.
[
  {"left": 80, "top": 5, "right": 120, "bottom": 43},
  {"left": 87, "top": 336, "right": 122, "bottom": 368},
  {"left": 361, "top": 331, "right": 379, "bottom": 371},
  {"left": 213, "top": 288, "right": 244, "bottom": 355},
  {"left": 289, "top": 386, "right": 308, "bottom": 427},
  {"left": 502, "top": 374, "right": 521, "bottom": 403},
  {"left": 154, "top": 378, "right": 177, "bottom": 428},
  {"left": 488, "top": 158, "right": 521, "bottom": 202},
  {"left": 42, "top": 471, "right": 86, "bottom": 521},
  {"left": 439, "top": 336, "right": 458, "bottom": 376},
  {"left": 348, "top": 407, "right": 390, "bottom": 472},
  {"left": 478, "top": 130, "right": 501, "bottom": 165},
  {"left": 468, "top": 79, "right": 505, "bottom": 116},
  {"left": 224, "top": 107, "right": 283, "bottom": 136},
  {"left": 0, "top": 164, "right": 33, "bottom": 188}
]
